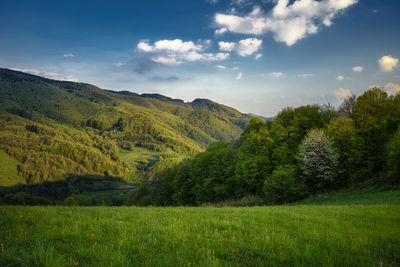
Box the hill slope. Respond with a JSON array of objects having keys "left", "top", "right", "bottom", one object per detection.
[{"left": 0, "top": 68, "right": 252, "bottom": 184}]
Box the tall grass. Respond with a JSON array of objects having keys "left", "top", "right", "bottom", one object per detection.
[{"left": 1, "top": 205, "right": 399, "bottom": 266}]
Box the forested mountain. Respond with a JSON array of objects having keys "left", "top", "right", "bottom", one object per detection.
[
  {"left": 156, "top": 88, "right": 400, "bottom": 206},
  {"left": 0, "top": 68, "right": 253, "bottom": 185}
]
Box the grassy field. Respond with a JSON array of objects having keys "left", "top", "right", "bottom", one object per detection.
[
  {"left": 1, "top": 205, "right": 399, "bottom": 266},
  {"left": 119, "top": 148, "right": 163, "bottom": 170},
  {"left": 294, "top": 189, "right": 400, "bottom": 205},
  {"left": 0, "top": 150, "right": 22, "bottom": 186}
]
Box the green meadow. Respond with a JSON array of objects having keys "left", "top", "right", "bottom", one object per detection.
[{"left": 1, "top": 204, "right": 399, "bottom": 266}]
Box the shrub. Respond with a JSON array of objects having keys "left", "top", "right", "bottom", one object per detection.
[
  {"left": 2, "top": 192, "right": 52, "bottom": 205},
  {"left": 125, "top": 184, "right": 154, "bottom": 206},
  {"left": 263, "top": 165, "right": 308, "bottom": 204}
]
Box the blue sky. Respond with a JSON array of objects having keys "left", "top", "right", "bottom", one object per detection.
[{"left": 1, "top": 0, "right": 400, "bottom": 116}]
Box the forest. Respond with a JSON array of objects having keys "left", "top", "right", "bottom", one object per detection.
[{"left": 153, "top": 87, "right": 400, "bottom": 206}]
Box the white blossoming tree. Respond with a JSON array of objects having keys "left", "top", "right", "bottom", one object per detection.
[{"left": 298, "top": 129, "right": 339, "bottom": 191}]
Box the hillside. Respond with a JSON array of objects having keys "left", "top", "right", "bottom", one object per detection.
[{"left": 0, "top": 68, "right": 253, "bottom": 185}]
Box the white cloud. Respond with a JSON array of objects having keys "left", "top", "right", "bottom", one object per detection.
[
  {"left": 232, "top": 66, "right": 240, "bottom": 71},
  {"left": 216, "top": 65, "right": 227, "bottom": 70},
  {"left": 335, "top": 88, "right": 352, "bottom": 98},
  {"left": 236, "top": 72, "right": 243, "bottom": 80},
  {"left": 218, "top": 41, "right": 236, "bottom": 51},
  {"left": 215, "top": 27, "right": 228, "bottom": 35},
  {"left": 137, "top": 39, "right": 229, "bottom": 66},
  {"left": 254, "top": 53, "right": 262, "bottom": 60},
  {"left": 236, "top": 38, "right": 262, "bottom": 56},
  {"left": 385, "top": 82, "right": 400, "bottom": 96},
  {"left": 267, "top": 72, "right": 284, "bottom": 78},
  {"left": 138, "top": 39, "right": 203, "bottom": 53},
  {"left": 63, "top": 53, "right": 75, "bottom": 58},
  {"left": 214, "top": 0, "right": 357, "bottom": 46},
  {"left": 11, "top": 68, "right": 78, "bottom": 82},
  {"left": 352, "top": 66, "right": 363, "bottom": 72},
  {"left": 336, "top": 75, "right": 344, "bottom": 81},
  {"left": 379, "top": 55, "right": 398, "bottom": 72},
  {"left": 113, "top": 62, "right": 125, "bottom": 67},
  {"left": 218, "top": 38, "right": 262, "bottom": 56},
  {"left": 297, "top": 73, "right": 313, "bottom": 78}
]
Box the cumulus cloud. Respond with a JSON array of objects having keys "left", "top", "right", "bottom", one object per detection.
[
  {"left": 336, "top": 75, "right": 344, "bottom": 81},
  {"left": 335, "top": 88, "right": 352, "bottom": 98},
  {"left": 214, "top": 0, "right": 357, "bottom": 46},
  {"left": 385, "top": 82, "right": 400, "bottom": 96},
  {"left": 11, "top": 68, "right": 78, "bottom": 82},
  {"left": 218, "top": 38, "right": 262, "bottom": 56},
  {"left": 352, "top": 66, "right": 363, "bottom": 72},
  {"left": 137, "top": 39, "right": 229, "bottom": 66},
  {"left": 63, "top": 53, "right": 75, "bottom": 58},
  {"left": 379, "top": 55, "right": 398, "bottom": 72},
  {"left": 236, "top": 72, "right": 243, "bottom": 80},
  {"left": 218, "top": 41, "right": 236, "bottom": 51}
]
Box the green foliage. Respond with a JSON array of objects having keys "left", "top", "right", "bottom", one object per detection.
[
  {"left": 125, "top": 183, "right": 154, "bottom": 206},
  {"left": 386, "top": 126, "right": 400, "bottom": 179},
  {"left": 157, "top": 87, "right": 400, "bottom": 206},
  {"left": 264, "top": 165, "right": 308, "bottom": 204},
  {"left": 325, "top": 117, "right": 362, "bottom": 183},
  {"left": 2, "top": 192, "right": 51, "bottom": 205}
]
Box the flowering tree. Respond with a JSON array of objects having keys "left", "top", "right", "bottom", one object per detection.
[{"left": 298, "top": 129, "right": 339, "bottom": 191}]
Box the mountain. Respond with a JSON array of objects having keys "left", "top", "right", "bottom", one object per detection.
[{"left": 0, "top": 68, "right": 253, "bottom": 185}]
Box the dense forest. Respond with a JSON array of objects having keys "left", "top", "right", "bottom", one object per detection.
[{"left": 154, "top": 88, "right": 400, "bottom": 206}]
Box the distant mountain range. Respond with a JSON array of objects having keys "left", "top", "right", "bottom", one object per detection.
[{"left": 0, "top": 68, "right": 253, "bottom": 185}]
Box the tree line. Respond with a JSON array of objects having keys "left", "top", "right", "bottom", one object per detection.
[{"left": 153, "top": 88, "right": 400, "bottom": 205}]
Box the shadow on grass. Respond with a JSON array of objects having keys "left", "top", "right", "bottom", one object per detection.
[{"left": 0, "top": 174, "right": 131, "bottom": 201}]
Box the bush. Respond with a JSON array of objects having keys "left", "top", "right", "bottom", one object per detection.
[
  {"left": 263, "top": 165, "right": 308, "bottom": 204},
  {"left": 2, "top": 192, "right": 52, "bottom": 205},
  {"left": 125, "top": 184, "right": 154, "bottom": 206}
]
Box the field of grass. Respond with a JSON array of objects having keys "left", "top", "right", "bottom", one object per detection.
[
  {"left": 0, "top": 150, "right": 22, "bottom": 186},
  {"left": 1, "top": 205, "right": 399, "bottom": 266},
  {"left": 119, "top": 148, "right": 163, "bottom": 169},
  {"left": 294, "top": 189, "right": 400, "bottom": 205}
]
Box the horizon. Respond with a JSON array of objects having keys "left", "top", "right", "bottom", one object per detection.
[{"left": 1, "top": 0, "right": 400, "bottom": 116}]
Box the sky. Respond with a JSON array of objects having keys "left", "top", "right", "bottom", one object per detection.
[{"left": 1, "top": 0, "right": 400, "bottom": 116}]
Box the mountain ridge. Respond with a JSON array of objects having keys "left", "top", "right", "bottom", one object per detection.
[{"left": 0, "top": 68, "right": 253, "bottom": 185}]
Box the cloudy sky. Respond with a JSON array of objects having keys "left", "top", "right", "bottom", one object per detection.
[{"left": 1, "top": 0, "right": 400, "bottom": 116}]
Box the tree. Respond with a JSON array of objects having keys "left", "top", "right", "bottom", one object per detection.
[
  {"left": 325, "top": 117, "right": 362, "bottom": 183},
  {"left": 297, "top": 129, "right": 339, "bottom": 192},
  {"left": 263, "top": 164, "right": 308, "bottom": 204},
  {"left": 386, "top": 126, "right": 400, "bottom": 180}
]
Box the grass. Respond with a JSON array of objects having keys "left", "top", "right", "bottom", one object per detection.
[
  {"left": 119, "top": 148, "right": 163, "bottom": 169},
  {"left": 1, "top": 205, "right": 399, "bottom": 266},
  {"left": 294, "top": 189, "right": 400, "bottom": 205},
  {"left": 0, "top": 150, "right": 22, "bottom": 186}
]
